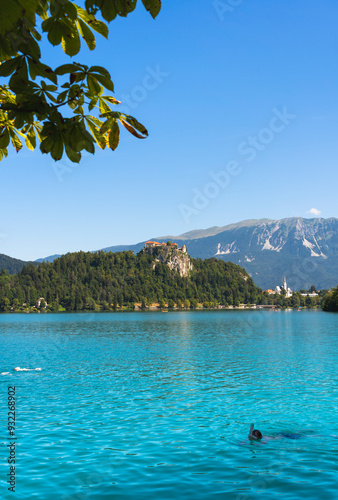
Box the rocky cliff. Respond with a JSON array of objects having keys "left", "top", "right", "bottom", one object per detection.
[{"left": 146, "top": 247, "right": 193, "bottom": 278}]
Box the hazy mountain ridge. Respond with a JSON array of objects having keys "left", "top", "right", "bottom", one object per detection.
[
  {"left": 160, "top": 219, "right": 274, "bottom": 241},
  {"left": 164, "top": 217, "right": 338, "bottom": 290},
  {"left": 0, "top": 254, "right": 38, "bottom": 274},
  {"left": 36, "top": 254, "right": 62, "bottom": 263}
]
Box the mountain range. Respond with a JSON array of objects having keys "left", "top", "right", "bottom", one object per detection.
[
  {"left": 1, "top": 217, "right": 338, "bottom": 290},
  {"left": 96, "top": 217, "right": 338, "bottom": 290}
]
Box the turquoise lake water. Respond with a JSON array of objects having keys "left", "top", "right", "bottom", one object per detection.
[{"left": 1, "top": 310, "right": 338, "bottom": 499}]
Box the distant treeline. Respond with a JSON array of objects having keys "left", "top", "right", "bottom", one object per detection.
[{"left": 0, "top": 250, "right": 331, "bottom": 312}]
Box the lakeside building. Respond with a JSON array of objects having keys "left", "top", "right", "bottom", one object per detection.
[
  {"left": 275, "top": 276, "right": 293, "bottom": 298},
  {"left": 36, "top": 297, "right": 48, "bottom": 308}
]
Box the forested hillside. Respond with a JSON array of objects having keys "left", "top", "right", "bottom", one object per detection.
[
  {"left": 0, "top": 250, "right": 262, "bottom": 311},
  {"left": 0, "top": 254, "right": 35, "bottom": 275},
  {"left": 322, "top": 286, "right": 338, "bottom": 312}
]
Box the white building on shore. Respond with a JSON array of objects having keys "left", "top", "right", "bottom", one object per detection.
[{"left": 275, "top": 276, "right": 293, "bottom": 298}]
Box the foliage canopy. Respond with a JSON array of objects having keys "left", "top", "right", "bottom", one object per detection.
[
  {"left": 0, "top": 0, "right": 161, "bottom": 162},
  {"left": 322, "top": 286, "right": 338, "bottom": 312}
]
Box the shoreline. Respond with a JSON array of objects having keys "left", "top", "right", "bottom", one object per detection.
[{"left": 0, "top": 306, "right": 322, "bottom": 315}]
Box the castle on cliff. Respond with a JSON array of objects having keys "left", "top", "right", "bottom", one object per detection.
[{"left": 145, "top": 241, "right": 187, "bottom": 253}]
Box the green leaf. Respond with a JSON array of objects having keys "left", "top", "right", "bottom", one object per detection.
[
  {"left": 27, "top": 59, "right": 38, "bottom": 80},
  {"left": 68, "top": 123, "right": 88, "bottom": 151},
  {"left": 64, "top": 1, "right": 78, "bottom": 20},
  {"left": 0, "top": 129, "right": 10, "bottom": 149},
  {"left": 61, "top": 21, "right": 81, "bottom": 56},
  {"left": 50, "top": 139, "right": 64, "bottom": 161},
  {"left": 82, "top": 138, "right": 95, "bottom": 154},
  {"left": 108, "top": 119, "right": 120, "bottom": 150},
  {"left": 89, "top": 66, "right": 111, "bottom": 78},
  {"left": 123, "top": 115, "right": 148, "bottom": 136},
  {"left": 84, "top": 0, "right": 98, "bottom": 14},
  {"left": 86, "top": 19, "right": 108, "bottom": 39},
  {"left": 40, "top": 135, "right": 55, "bottom": 154},
  {"left": 55, "top": 64, "right": 79, "bottom": 75},
  {"left": 57, "top": 89, "right": 69, "bottom": 103},
  {"left": 77, "top": 19, "right": 96, "bottom": 51},
  {"left": 26, "top": 35, "right": 41, "bottom": 59},
  {"left": 31, "top": 28, "right": 42, "bottom": 42},
  {"left": 41, "top": 17, "right": 54, "bottom": 33},
  {"left": 85, "top": 116, "right": 103, "bottom": 128},
  {"left": 65, "top": 145, "right": 81, "bottom": 162},
  {"left": 9, "top": 130, "right": 23, "bottom": 152},
  {"left": 36, "top": 0, "right": 49, "bottom": 19},
  {"left": 33, "top": 122, "right": 42, "bottom": 142},
  {"left": 119, "top": 118, "right": 147, "bottom": 139},
  {"left": 47, "top": 21, "right": 63, "bottom": 46},
  {"left": 41, "top": 82, "right": 58, "bottom": 92},
  {"left": 98, "top": 111, "right": 121, "bottom": 119},
  {"left": 44, "top": 91, "right": 58, "bottom": 103},
  {"left": 85, "top": 117, "right": 106, "bottom": 149},
  {"left": 87, "top": 75, "right": 103, "bottom": 95},
  {"left": 92, "top": 74, "right": 114, "bottom": 92},
  {"left": 0, "top": 147, "right": 8, "bottom": 160},
  {"left": 141, "top": 0, "right": 161, "bottom": 19},
  {"left": 9, "top": 61, "right": 29, "bottom": 92},
  {"left": 103, "top": 95, "right": 121, "bottom": 105},
  {"left": 0, "top": 57, "right": 22, "bottom": 77},
  {"left": 114, "top": 0, "right": 137, "bottom": 17},
  {"left": 14, "top": 112, "right": 27, "bottom": 130},
  {"left": 99, "top": 98, "right": 111, "bottom": 114},
  {"left": 68, "top": 99, "right": 77, "bottom": 110},
  {"left": 100, "top": 0, "right": 117, "bottom": 22},
  {"left": 99, "top": 117, "right": 113, "bottom": 135},
  {"left": 25, "top": 127, "right": 36, "bottom": 151},
  {"left": 76, "top": 7, "right": 109, "bottom": 38},
  {"left": 88, "top": 97, "right": 98, "bottom": 111},
  {"left": 27, "top": 58, "right": 57, "bottom": 84},
  {"left": 0, "top": 0, "right": 39, "bottom": 36}
]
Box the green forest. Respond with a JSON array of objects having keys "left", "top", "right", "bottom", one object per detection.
[
  {"left": 0, "top": 250, "right": 260, "bottom": 311},
  {"left": 322, "top": 286, "right": 338, "bottom": 312},
  {"left": 0, "top": 254, "right": 37, "bottom": 275},
  {"left": 0, "top": 249, "right": 331, "bottom": 312}
]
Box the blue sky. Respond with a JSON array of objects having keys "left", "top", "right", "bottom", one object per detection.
[{"left": 1, "top": 0, "right": 338, "bottom": 260}]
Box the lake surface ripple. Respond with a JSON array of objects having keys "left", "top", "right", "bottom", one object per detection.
[{"left": 1, "top": 311, "right": 338, "bottom": 499}]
